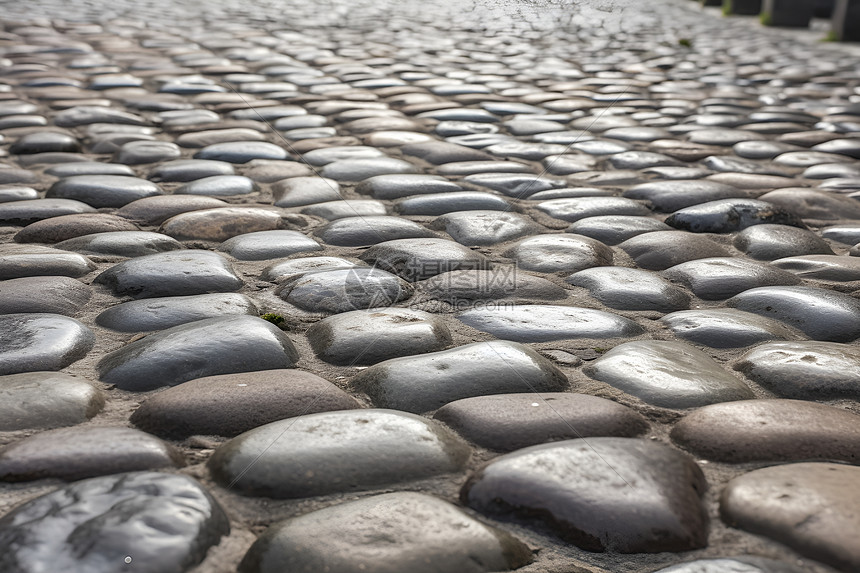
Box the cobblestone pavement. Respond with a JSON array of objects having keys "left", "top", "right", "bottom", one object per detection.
[{"left": 1, "top": 0, "right": 860, "bottom": 571}]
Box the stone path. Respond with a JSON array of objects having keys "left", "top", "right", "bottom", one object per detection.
[{"left": 1, "top": 0, "right": 859, "bottom": 571}]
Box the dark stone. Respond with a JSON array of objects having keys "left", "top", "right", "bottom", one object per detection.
[
  {"left": 623, "top": 180, "right": 750, "bottom": 212},
  {"left": 661, "top": 309, "right": 802, "bottom": 348},
  {"left": 10, "top": 131, "right": 79, "bottom": 154},
  {"left": 734, "top": 224, "right": 834, "bottom": 260},
  {"left": 98, "top": 316, "right": 299, "bottom": 391},
  {"left": 462, "top": 438, "right": 707, "bottom": 552},
  {"left": 396, "top": 192, "right": 510, "bottom": 216},
  {"left": 352, "top": 341, "right": 568, "bottom": 413},
  {"left": 417, "top": 269, "right": 567, "bottom": 306},
  {"left": 619, "top": 231, "right": 731, "bottom": 271},
  {"left": 131, "top": 370, "right": 360, "bottom": 439},
  {"left": 238, "top": 493, "right": 531, "bottom": 573},
  {"left": 0, "top": 472, "right": 229, "bottom": 573},
  {"left": 435, "top": 393, "right": 648, "bottom": 452},
  {"left": 355, "top": 174, "right": 462, "bottom": 200},
  {"left": 0, "top": 245, "right": 96, "bottom": 280},
  {"left": 758, "top": 188, "right": 860, "bottom": 220},
  {"left": 208, "top": 409, "right": 470, "bottom": 498}
]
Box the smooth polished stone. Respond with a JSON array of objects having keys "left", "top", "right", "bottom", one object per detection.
[
  {"left": 321, "top": 157, "right": 418, "bottom": 181},
  {"left": 47, "top": 175, "right": 161, "bottom": 208},
  {"left": 653, "top": 557, "right": 805, "bottom": 573},
  {"left": 10, "top": 131, "right": 79, "bottom": 154},
  {"left": 416, "top": 269, "right": 566, "bottom": 306},
  {"left": 355, "top": 174, "right": 462, "bottom": 200},
  {"left": 160, "top": 207, "right": 287, "bottom": 242},
  {"left": 568, "top": 267, "right": 690, "bottom": 311},
  {"left": 218, "top": 230, "right": 321, "bottom": 261},
  {"left": 665, "top": 199, "right": 805, "bottom": 234},
  {"left": 396, "top": 191, "right": 509, "bottom": 215},
  {"left": 671, "top": 399, "right": 860, "bottom": 464},
  {"left": 360, "top": 238, "right": 489, "bottom": 281},
  {"left": 728, "top": 286, "right": 860, "bottom": 342},
  {"left": 0, "top": 314, "right": 94, "bottom": 375},
  {"left": 661, "top": 309, "right": 802, "bottom": 348},
  {"left": 116, "top": 195, "right": 229, "bottom": 225},
  {"left": 567, "top": 215, "right": 671, "bottom": 245},
  {"left": 175, "top": 175, "right": 257, "bottom": 197},
  {"left": 44, "top": 162, "right": 135, "bottom": 177},
  {"left": 149, "top": 159, "right": 235, "bottom": 182},
  {"left": 624, "top": 180, "right": 750, "bottom": 212},
  {"left": 95, "top": 250, "right": 242, "bottom": 299},
  {"left": 208, "top": 409, "right": 470, "bottom": 497},
  {"left": 463, "top": 173, "right": 565, "bottom": 198},
  {"left": 721, "top": 463, "right": 860, "bottom": 571},
  {"left": 115, "top": 140, "right": 181, "bottom": 164},
  {"left": 278, "top": 267, "right": 411, "bottom": 313},
  {"left": 307, "top": 308, "right": 452, "bottom": 366},
  {"left": 662, "top": 258, "right": 800, "bottom": 300},
  {"left": 0, "top": 186, "right": 38, "bottom": 203},
  {"left": 54, "top": 231, "right": 182, "bottom": 257},
  {"left": 734, "top": 224, "right": 834, "bottom": 260},
  {"left": 619, "top": 231, "right": 730, "bottom": 271},
  {"left": 462, "top": 438, "right": 707, "bottom": 552},
  {"left": 238, "top": 492, "right": 531, "bottom": 573},
  {"left": 0, "top": 198, "right": 96, "bottom": 225},
  {"left": 261, "top": 256, "right": 361, "bottom": 283},
  {"left": 536, "top": 197, "right": 650, "bottom": 223},
  {"left": 194, "top": 141, "right": 289, "bottom": 163},
  {"left": 14, "top": 213, "right": 140, "bottom": 244},
  {"left": 402, "top": 141, "right": 493, "bottom": 164},
  {"left": 736, "top": 341, "right": 860, "bottom": 399},
  {"left": 0, "top": 372, "right": 103, "bottom": 431},
  {"left": 96, "top": 293, "right": 258, "bottom": 332},
  {"left": 301, "top": 200, "right": 386, "bottom": 221},
  {"left": 435, "top": 393, "right": 648, "bottom": 452},
  {"left": 0, "top": 276, "right": 91, "bottom": 316},
  {"left": 130, "top": 370, "right": 359, "bottom": 439},
  {"left": 351, "top": 341, "right": 568, "bottom": 413},
  {"left": 316, "top": 216, "right": 436, "bottom": 247},
  {"left": 98, "top": 316, "right": 299, "bottom": 391},
  {"left": 430, "top": 211, "right": 540, "bottom": 246},
  {"left": 583, "top": 340, "right": 754, "bottom": 408},
  {"left": 457, "top": 305, "right": 643, "bottom": 342},
  {"left": 0, "top": 245, "right": 96, "bottom": 280},
  {"left": 53, "top": 105, "right": 147, "bottom": 127},
  {"left": 0, "top": 426, "right": 184, "bottom": 482},
  {"left": 0, "top": 472, "right": 228, "bottom": 573},
  {"left": 758, "top": 188, "right": 860, "bottom": 220},
  {"left": 504, "top": 234, "right": 613, "bottom": 274},
  {"left": 271, "top": 176, "right": 342, "bottom": 207},
  {"left": 771, "top": 255, "right": 860, "bottom": 282}
]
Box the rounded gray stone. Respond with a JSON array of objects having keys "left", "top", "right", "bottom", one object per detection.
[
  {"left": 208, "top": 409, "right": 470, "bottom": 498},
  {"left": 360, "top": 238, "right": 490, "bottom": 281},
  {"left": 671, "top": 399, "right": 860, "bottom": 464},
  {"left": 0, "top": 426, "right": 184, "bottom": 482},
  {"left": 771, "top": 254, "right": 860, "bottom": 282},
  {"left": 537, "top": 197, "right": 650, "bottom": 223},
  {"left": 46, "top": 175, "right": 162, "bottom": 208},
  {"left": 55, "top": 231, "right": 183, "bottom": 257},
  {"left": 0, "top": 314, "right": 94, "bottom": 376},
  {"left": 734, "top": 224, "right": 834, "bottom": 260},
  {"left": 308, "top": 308, "right": 452, "bottom": 366},
  {"left": 727, "top": 286, "right": 860, "bottom": 342},
  {"left": 721, "top": 463, "right": 860, "bottom": 572},
  {"left": 0, "top": 372, "right": 103, "bottom": 431},
  {"left": 654, "top": 557, "right": 805, "bottom": 573},
  {"left": 665, "top": 199, "right": 805, "bottom": 234},
  {"left": 160, "top": 207, "right": 287, "bottom": 242},
  {"left": 218, "top": 230, "right": 322, "bottom": 261},
  {"left": 0, "top": 472, "right": 229, "bottom": 573},
  {"left": 417, "top": 269, "right": 567, "bottom": 306},
  {"left": 277, "top": 268, "right": 411, "bottom": 314},
  {"left": 97, "top": 315, "right": 299, "bottom": 391},
  {"left": 130, "top": 369, "right": 360, "bottom": 439},
  {"left": 0, "top": 198, "right": 97, "bottom": 225},
  {"left": 661, "top": 309, "right": 803, "bottom": 348},
  {"left": 619, "top": 231, "right": 731, "bottom": 271},
  {"left": 583, "top": 340, "right": 754, "bottom": 408},
  {"left": 435, "top": 393, "right": 648, "bottom": 452},
  {"left": 661, "top": 258, "right": 801, "bottom": 300},
  {"left": 0, "top": 276, "right": 91, "bottom": 316},
  {"left": 568, "top": 267, "right": 690, "bottom": 312},
  {"left": 462, "top": 438, "right": 707, "bottom": 553},
  {"left": 351, "top": 340, "right": 568, "bottom": 413},
  {"left": 94, "top": 250, "right": 243, "bottom": 299},
  {"left": 115, "top": 195, "right": 229, "bottom": 226},
  {"left": 567, "top": 215, "right": 672, "bottom": 245},
  {"left": 96, "top": 293, "right": 259, "bottom": 332},
  {"left": 430, "top": 211, "right": 541, "bottom": 247},
  {"left": 624, "top": 180, "right": 751, "bottom": 212},
  {"left": 238, "top": 492, "right": 532, "bottom": 573},
  {"left": 175, "top": 175, "right": 258, "bottom": 197},
  {"left": 504, "top": 234, "right": 613, "bottom": 274}
]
